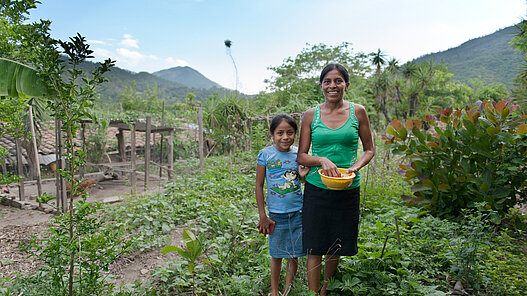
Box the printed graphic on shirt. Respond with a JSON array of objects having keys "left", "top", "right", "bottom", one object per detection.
[
  {"left": 270, "top": 169, "right": 301, "bottom": 195},
  {"left": 267, "top": 159, "right": 282, "bottom": 170}
]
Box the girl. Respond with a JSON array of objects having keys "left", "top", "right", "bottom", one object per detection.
[{"left": 255, "top": 113, "right": 309, "bottom": 296}]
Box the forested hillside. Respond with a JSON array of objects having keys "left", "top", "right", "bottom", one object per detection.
[
  {"left": 153, "top": 66, "right": 220, "bottom": 89},
  {"left": 77, "top": 60, "right": 232, "bottom": 103},
  {"left": 415, "top": 25, "right": 522, "bottom": 89}
]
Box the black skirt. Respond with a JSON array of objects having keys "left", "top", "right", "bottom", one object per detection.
[{"left": 302, "top": 182, "right": 360, "bottom": 256}]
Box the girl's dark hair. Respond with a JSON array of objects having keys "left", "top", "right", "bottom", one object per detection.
[
  {"left": 319, "top": 63, "right": 349, "bottom": 84},
  {"left": 270, "top": 113, "right": 297, "bottom": 134}
]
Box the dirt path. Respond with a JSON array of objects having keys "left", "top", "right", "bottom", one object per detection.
[{"left": 0, "top": 175, "right": 184, "bottom": 285}]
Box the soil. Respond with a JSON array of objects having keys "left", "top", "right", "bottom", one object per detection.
[{"left": 0, "top": 173, "right": 185, "bottom": 286}]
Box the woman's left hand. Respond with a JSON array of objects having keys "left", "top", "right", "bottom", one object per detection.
[{"left": 345, "top": 167, "right": 358, "bottom": 188}]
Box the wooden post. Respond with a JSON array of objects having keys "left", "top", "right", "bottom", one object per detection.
[
  {"left": 145, "top": 116, "right": 151, "bottom": 189},
  {"left": 28, "top": 106, "right": 42, "bottom": 198},
  {"left": 168, "top": 129, "right": 174, "bottom": 180},
  {"left": 15, "top": 139, "right": 25, "bottom": 201},
  {"left": 130, "top": 123, "right": 136, "bottom": 193},
  {"left": 117, "top": 128, "right": 125, "bottom": 161},
  {"left": 198, "top": 104, "right": 204, "bottom": 169},
  {"left": 152, "top": 122, "right": 156, "bottom": 170},
  {"left": 159, "top": 101, "right": 165, "bottom": 178}
]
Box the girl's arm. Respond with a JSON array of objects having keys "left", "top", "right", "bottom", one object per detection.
[
  {"left": 255, "top": 163, "right": 274, "bottom": 235},
  {"left": 347, "top": 104, "right": 375, "bottom": 174},
  {"left": 297, "top": 108, "right": 340, "bottom": 177}
]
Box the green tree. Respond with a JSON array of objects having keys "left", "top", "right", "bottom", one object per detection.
[
  {"left": 371, "top": 48, "right": 387, "bottom": 76},
  {"left": 511, "top": 19, "right": 527, "bottom": 109},
  {"left": 40, "top": 33, "right": 115, "bottom": 296},
  {"left": 119, "top": 81, "right": 163, "bottom": 116},
  {"left": 369, "top": 49, "right": 391, "bottom": 123},
  {"left": 265, "top": 42, "right": 371, "bottom": 113}
]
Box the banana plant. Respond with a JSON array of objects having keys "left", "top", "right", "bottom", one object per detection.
[
  {"left": 0, "top": 57, "right": 53, "bottom": 99},
  {"left": 0, "top": 57, "right": 53, "bottom": 181}
]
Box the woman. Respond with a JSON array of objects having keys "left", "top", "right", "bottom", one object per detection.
[{"left": 297, "top": 63, "right": 375, "bottom": 295}]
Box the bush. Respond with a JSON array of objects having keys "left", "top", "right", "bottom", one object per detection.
[{"left": 384, "top": 100, "right": 527, "bottom": 218}]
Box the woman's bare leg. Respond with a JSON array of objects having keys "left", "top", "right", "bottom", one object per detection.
[
  {"left": 320, "top": 255, "right": 340, "bottom": 296},
  {"left": 307, "top": 254, "right": 323, "bottom": 294}
]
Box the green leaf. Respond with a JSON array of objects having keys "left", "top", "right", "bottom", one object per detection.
[
  {"left": 517, "top": 123, "right": 527, "bottom": 134},
  {"left": 480, "top": 182, "right": 489, "bottom": 192},
  {"left": 386, "top": 125, "right": 397, "bottom": 137},
  {"left": 411, "top": 183, "right": 431, "bottom": 192},
  {"left": 486, "top": 127, "right": 500, "bottom": 136},
  {"left": 422, "top": 179, "right": 434, "bottom": 188},
  {"left": 398, "top": 127, "right": 408, "bottom": 141},
  {"left": 160, "top": 245, "right": 181, "bottom": 254},
  {"left": 0, "top": 58, "right": 53, "bottom": 98}
]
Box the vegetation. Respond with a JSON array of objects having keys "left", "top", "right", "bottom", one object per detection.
[
  {"left": 415, "top": 25, "right": 522, "bottom": 90},
  {"left": 77, "top": 59, "right": 233, "bottom": 109},
  {"left": 385, "top": 100, "right": 526, "bottom": 218},
  {"left": 1, "top": 1, "right": 526, "bottom": 296},
  {"left": 511, "top": 19, "right": 527, "bottom": 109},
  {"left": 3, "top": 153, "right": 525, "bottom": 296}
]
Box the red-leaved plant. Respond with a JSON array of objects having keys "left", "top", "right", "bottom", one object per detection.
[{"left": 384, "top": 100, "right": 527, "bottom": 219}]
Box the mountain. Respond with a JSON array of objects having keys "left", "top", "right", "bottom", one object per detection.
[
  {"left": 153, "top": 66, "right": 221, "bottom": 89},
  {"left": 413, "top": 25, "right": 522, "bottom": 89},
  {"left": 77, "top": 60, "right": 231, "bottom": 103}
]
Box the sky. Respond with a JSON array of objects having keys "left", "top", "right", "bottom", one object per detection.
[{"left": 28, "top": 0, "right": 527, "bottom": 95}]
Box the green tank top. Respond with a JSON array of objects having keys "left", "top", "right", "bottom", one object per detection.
[{"left": 305, "top": 101, "right": 361, "bottom": 190}]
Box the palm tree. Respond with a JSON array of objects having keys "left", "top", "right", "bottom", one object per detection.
[
  {"left": 402, "top": 61, "right": 417, "bottom": 88},
  {"left": 370, "top": 48, "right": 387, "bottom": 76},
  {"left": 407, "top": 59, "right": 437, "bottom": 117},
  {"left": 370, "top": 49, "right": 390, "bottom": 123}
]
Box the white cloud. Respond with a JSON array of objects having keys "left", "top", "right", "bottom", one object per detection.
[
  {"left": 88, "top": 39, "right": 106, "bottom": 45},
  {"left": 119, "top": 34, "right": 139, "bottom": 48},
  {"left": 116, "top": 48, "right": 145, "bottom": 59},
  {"left": 92, "top": 47, "right": 113, "bottom": 59},
  {"left": 90, "top": 36, "right": 191, "bottom": 74},
  {"left": 165, "top": 57, "right": 189, "bottom": 67}
]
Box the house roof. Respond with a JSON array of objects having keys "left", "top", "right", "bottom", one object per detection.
[{"left": 0, "top": 120, "right": 177, "bottom": 166}]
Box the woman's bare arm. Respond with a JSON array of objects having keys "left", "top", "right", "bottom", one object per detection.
[{"left": 347, "top": 104, "right": 375, "bottom": 173}]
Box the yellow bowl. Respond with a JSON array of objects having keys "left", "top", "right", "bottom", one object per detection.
[{"left": 318, "top": 168, "right": 355, "bottom": 190}]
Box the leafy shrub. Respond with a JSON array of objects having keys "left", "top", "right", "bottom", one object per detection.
[
  {"left": 384, "top": 100, "right": 527, "bottom": 218},
  {"left": 15, "top": 201, "right": 129, "bottom": 295}
]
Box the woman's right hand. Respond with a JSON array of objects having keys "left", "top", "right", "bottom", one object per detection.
[
  {"left": 320, "top": 157, "right": 340, "bottom": 177},
  {"left": 257, "top": 216, "right": 276, "bottom": 235}
]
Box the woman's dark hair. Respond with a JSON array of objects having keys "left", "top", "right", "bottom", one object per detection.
[
  {"left": 270, "top": 113, "right": 298, "bottom": 134},
  {"left": 319, "top": 63, "right": 349, "bottom": 84}
]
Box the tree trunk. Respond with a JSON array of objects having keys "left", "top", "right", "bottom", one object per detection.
[{"left": 409, "top": 94, "right": 418, "bottom": 117}]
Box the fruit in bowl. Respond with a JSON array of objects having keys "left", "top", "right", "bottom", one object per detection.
[{"left": 318, "top": 168, "right": 355, "bottom": 190}]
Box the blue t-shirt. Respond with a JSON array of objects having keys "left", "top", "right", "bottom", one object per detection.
[{"left": 257, "top": 145, "right": 303, "bottom": 213}]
